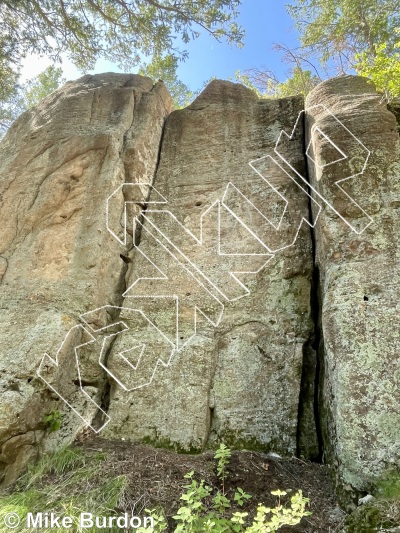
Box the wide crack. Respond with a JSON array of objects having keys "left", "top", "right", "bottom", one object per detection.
[
  {"left": 296, "top": 108, "right": 324, "bottom": 462},
  {"left": 92, "top": 96, "right": 170, "bottom": 426}
]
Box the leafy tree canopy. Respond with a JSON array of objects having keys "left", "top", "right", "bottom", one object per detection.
[
  {"left": 287, "top": 0, "right": 400, "bottom": 66},
  {"left": 0, "top": 65, "right": 65, "bottom": 136},
  {"left": 139, "top": 54, "right": 195, "bottom": 108},
  {"left": 357, "top": 38, "right": 400, "bottom": 99},
  {"left": 238, "top": 0, "right": 400, "bottom": 101},
  {"left": 0, "top": 1, "right": 243, "bottom": 131},
  {"left": 22, "top": 65, "right": 65, "bottom": 109},
  {"left": 0, "top": 60, "right": 19, "bottom": 134},
  {"left": 0, "top": 0, "right": 244, "bottom": 71},
  {"left": 235, "top": 66, "right": 320, "bottom": 98},
  {"left": 286, "top": 0, "right": 400, "bottom": 97}
]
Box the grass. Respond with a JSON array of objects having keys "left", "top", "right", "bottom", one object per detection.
[
  {"left": 344, "top": 471, "right": 400, "bottom": 532},
  {"left": 0, "top": 446, "right": 128, "bottom": 533},
  {"left": 376, "top": 472, "right": 400, "bottom": 501}
]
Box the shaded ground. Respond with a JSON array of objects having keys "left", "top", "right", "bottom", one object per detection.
[{"left": 77, "top": 435, "right": 346, "bottom": 532}]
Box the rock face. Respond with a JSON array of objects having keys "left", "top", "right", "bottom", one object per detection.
[
  {"left": 305, "top": 76, "right": 400, "bottom": 492},
  {"left": 0, "top": 72, "right": 399, "bottom": 498},
  {"left": 103, "top": 81, "right": 315, "bottom": 455},
  {"left": 0, "top": 73, "right": 171, "bottom": 484}
]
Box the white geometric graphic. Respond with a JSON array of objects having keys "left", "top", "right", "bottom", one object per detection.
[
  {"left": 226, "top": 155, "right": 322, "bottom": 253},
  {"left": 106, "top": 183, "right": 168, "bottom": 246},
  {"left": 37, "top": 324, "right": 110, "bottom": 433},
  {"left": 38, "top": 103, "right": 373, "bottom": 431},
  {"left": 306, "top": 126, "right": 347, "bottom": 170},
  {"left": 80, "top": 306, "right": 176, "bottom": 392},
  {"left": 275, "top": 104, "right": 372, "bottom": 235}
]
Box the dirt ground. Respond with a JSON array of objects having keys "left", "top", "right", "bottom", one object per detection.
[{"left": 77, "top": 435, "right": 346, "bottom": 532}]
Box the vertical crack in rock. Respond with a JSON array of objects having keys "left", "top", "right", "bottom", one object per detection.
[
  {"left": 0, "top": 257, "right": 8, "bottom": 284},
  {"left": 297, "top": 109, "right": 322, "bottom": 462},
  {"left": 103, "top": 82, "right": 314, "bottom": 455},
  {"left": 296, "top": 204, "right": 324, "bottom": 462},
  {"left": 305, "top": 75, "right": 400, "bottom": 497},
  {"left": 0, "top": 74, "right": 171, "bottom": 485},
  {"left": 91, "top": 336, "right": 116, "bottom": 431},
  {"left": 296, "top": 111, "right": 323, "bottom": 462},
  {"left": 91, "top": 82, "right": 172, "bottom": 426},
  {"left": 133, "top": 88, "right": 169, "bottom": 249},
  {"left": 388, "top": 98, "right": 400, "bottom": 134},
  {"left": 94, "top": 84, "right": 171, "bottom": 426},
  {"left": 90, "top": 87, "right": 138, "bottom": 428},
  {"left": 92, "top": 258, "right": 131, "bottom": 429},
  {"left": 310, "top": 249, "right": 324, "bottom": 462}
]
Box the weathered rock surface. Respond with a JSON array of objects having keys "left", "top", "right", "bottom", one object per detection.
[
  {"left": 1, "top": 71, "right": 399, "bottom": 502},
  {"left": 0, "top": 73, "right": 171, "bottom": 484},
  {"left": 305, "top": 76, "right": 400, "bottom": 492},
  {"left": 103, "top": 80, "right": 316, "bottom": 455}
]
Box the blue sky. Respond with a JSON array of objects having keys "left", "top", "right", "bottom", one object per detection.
[
  {"left": 176, "top": 0, "right": 300, "bottom": 90},
  {"left": 20, "top": 0, "right": 301, "bottom": 90}
]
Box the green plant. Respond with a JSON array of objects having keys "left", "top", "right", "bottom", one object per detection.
[
  {"left": 0, "top": 443, "right": 311, "bottom": 533},
  {"left": 245, "top": 490, "right": 311, "bottom": 532},
  {"left": 140, "top": 444, "right": 311, "bottom": 532},
  {"left": 0, "top": 446, "right": 125, "bottom": 533},
  {"left": 171, "top": 483, "right": 310, "bottom": 532},
  {"left": 344, "top": 471, "right": 400, "bottom": 532},
  {"left": 376, "top": 471, "right": 400, "bottom": 500},
  {"left": 137, "top": 510, "right": 169, "bottom": 533},
  {"left": 215, "top": 443, "right": 232, "bottom": 494},
  {"left": 43, "top": 409, "right": 62, "bottom": 432},
  {"left": 234, "top": 488, "right": 253, "bottom": 507}
]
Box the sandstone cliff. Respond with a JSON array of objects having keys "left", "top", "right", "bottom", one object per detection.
[
  {"left": 306, "top": 77, "right": 400, "bottom": 492},
  {"left": 0, "top": 73, "right": 399, "bottom": 500},
  {"left": 103, "top": 80, "right": 315, "bottom": 459},
  {"left": 0, "top": 73, "right": 171, "bottom": 484}
]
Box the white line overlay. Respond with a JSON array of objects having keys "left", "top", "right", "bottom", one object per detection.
[{"left": 37, "top": 103, "right": 373, "bottom": 431}]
